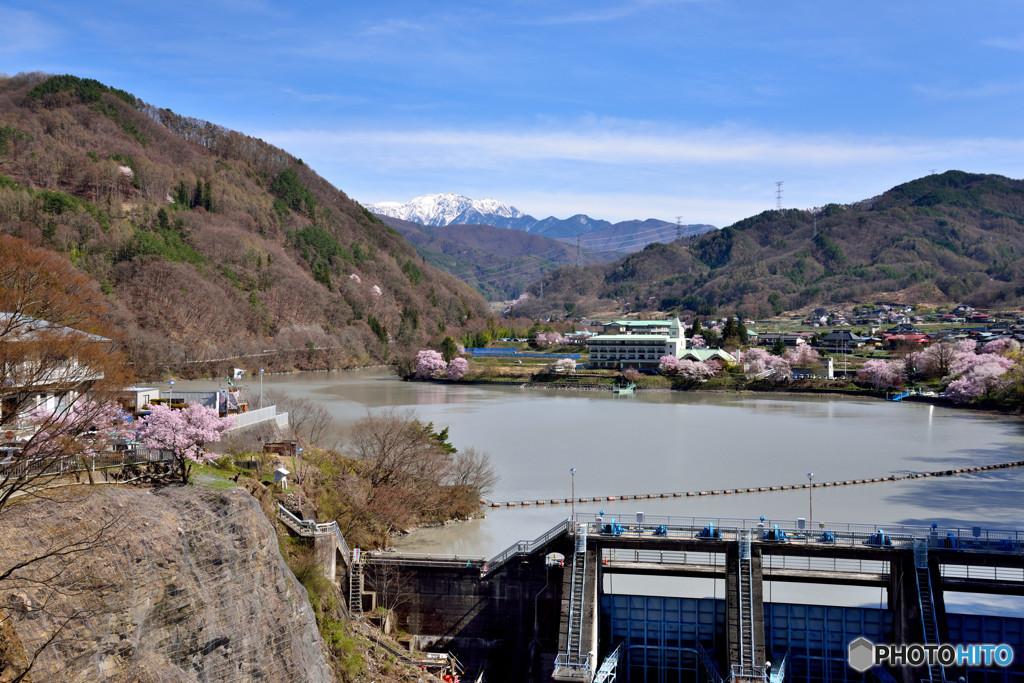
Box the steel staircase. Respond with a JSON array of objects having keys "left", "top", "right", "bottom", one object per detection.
[
  {"left": 567, "top": 530, "right": 587, "bottom": 657},
  {"left": 349, "top": 551, "right": 364, "bottom": 617},
  {"left": 553, "top": 524, "right": 591, "bottom": 679},
  {"left": 913, "top": 540, "right": 944, "bottom": 682},
  {"left": 738, "top": 530, "right": 755, "bottom": 674}
]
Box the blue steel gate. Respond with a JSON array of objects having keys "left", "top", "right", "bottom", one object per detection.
[{"left": 601, "top": 596, "right": 1024, "bottom": 683}]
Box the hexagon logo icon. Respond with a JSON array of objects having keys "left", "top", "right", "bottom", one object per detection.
[{"left": 848, "top": 637, "right": 876, "bottom": 672}]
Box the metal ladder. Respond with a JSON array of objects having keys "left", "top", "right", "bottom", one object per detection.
[
  {"left": 349, "top": 551, "right": 364, "bottom": 617},
  {"left": 913, "top": 540, "right": 944, "bottom": 682}
]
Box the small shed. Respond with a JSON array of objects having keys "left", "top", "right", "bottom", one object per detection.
[{"left": 273, "top": 467, "right": 290, "bottom": 489}]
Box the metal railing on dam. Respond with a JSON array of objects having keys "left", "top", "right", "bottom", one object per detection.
[{"left": 363, "top": 512, "right": 1024, "bottom": 579}]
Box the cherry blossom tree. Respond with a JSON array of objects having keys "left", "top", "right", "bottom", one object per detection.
[
  {"left": 742, "top": 348, "right": 772, "bottom": 375},
  {"left": 784, "top": 345, "right": 820, "bottom": 367},
  {"left": 413, "top": 349, "right": 447, "bottom": 379},
  {"left": 689, "top": 334, "right": 707, "bottom": 349},
  {"left": 139, "top": 403, "right": 233, "bottom": 484},
  {"left": 768, "top": 355, "right": 793, "bottom": 381},
  {"left": 982, "top": 338, "right": 1020, "bottom": 356},
  {"left": 658, "top": 355, "right": 681, "bottom": 374},
  {"left": 446, "top": 357, "right": 469, "bottom": 380},
  {"left": 857, "top": 359, "right": 903, "bottom": 389},
  {"left": 943, "top": 350, "right": 1014, "bottom": 403},
  {"left": 949, "top": 351, "right": 1013, "bottom": 379},
  {"left": 553, "top": 358, "right": 576, "bottom": 373},
  {"left": 534, "top": 331, "right": 564, "bottom": 347},
  {"left": 676, "top": 359, "right": 718, "bottom": 383}
]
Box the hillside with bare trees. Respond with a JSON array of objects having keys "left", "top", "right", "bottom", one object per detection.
[
  {"left": 516, "top": 172, "right": 1024, "bottom": 319},
  {"left": 0, "top": 73, "right": 491, "bottom": 378}
]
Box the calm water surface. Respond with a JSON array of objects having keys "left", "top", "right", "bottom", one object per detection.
[
  {"left": 179, "top": 368, "right": 1024, "bottom": 557},
  {"left": 179, "top": 369, "right": 1024, "bottom": 611}
]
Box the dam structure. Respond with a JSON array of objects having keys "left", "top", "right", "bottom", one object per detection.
[{"left": 346, "top": 513, "right": 1024, "bottom": 683}]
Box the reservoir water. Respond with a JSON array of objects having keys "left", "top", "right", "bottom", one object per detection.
[{"left": 179, "top": 369, "right": 1024, "bottom": 611}]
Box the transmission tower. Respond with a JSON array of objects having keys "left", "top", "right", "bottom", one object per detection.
[
  {"left": 775, "top": 181, "right": 784, "bottom": 211},
  {"left": 676, "top": 215, "right": 684, "bottom": 242},
  {"left": 576, "top": 234, "right": 581, "bottom": 266}
]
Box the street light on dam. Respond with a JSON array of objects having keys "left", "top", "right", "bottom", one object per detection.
[{"left": 807, "top": 472, "right": 814, "bottom": 527}]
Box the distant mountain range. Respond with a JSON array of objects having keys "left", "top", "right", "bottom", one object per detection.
[
  {"left": 366, "top": 193, "right": 716, "bottom": 244},
  {"left": 378, "top": 215, "right": 624, "bottom": 301},
  {"left": 367, "top": 194, "right": 716, "bottom": 299}
]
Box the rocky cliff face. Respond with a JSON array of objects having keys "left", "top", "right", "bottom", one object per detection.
[{"left": 0, "top": 486, "right": 331, "bottom": 682}]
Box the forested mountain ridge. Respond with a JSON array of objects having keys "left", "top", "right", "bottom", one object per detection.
[
  {"left": 515, "top": 172, "right": 1024, "bottom": 319},
  {"left": 380, "top": 214, "right": 623, "bottom": 300},
  {"left": 0, "top": 73, "right": 490, "bottom": 377}
]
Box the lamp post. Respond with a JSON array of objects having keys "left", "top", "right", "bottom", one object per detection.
[
  {"left": 807, "top": 472, "right": 814, "bottom": 527},
  {"left": 167, "top": 380, "right": 174, "bottom": 409},
  {"left": 259, "top": 368, "right": 264, "bottom": 409},
  {"left": 297, "top": 446, "right": 303, "bottom": 518},
  {"left": 570, "top": 467, "right": 576, "bottom": 520}
]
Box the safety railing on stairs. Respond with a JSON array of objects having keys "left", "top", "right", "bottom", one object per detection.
[{"left": 593, "top": 643, "right": 623, "bottom": 683}]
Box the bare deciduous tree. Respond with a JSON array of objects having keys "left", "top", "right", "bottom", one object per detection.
[
  {"left": 0, "top": 236, "right": 133, "bottom": 681},
  {"left": 264, "top": 389, "right": 334, "bottom": 447}
]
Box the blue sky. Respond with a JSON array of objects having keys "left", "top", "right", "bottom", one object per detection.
[{"left": 3, "top": 0, "right": 1024, "bottom": 226}]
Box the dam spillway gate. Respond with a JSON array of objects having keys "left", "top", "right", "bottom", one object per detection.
[{"left": 355, "top": 513, "right": 1024, "bottom": 683}]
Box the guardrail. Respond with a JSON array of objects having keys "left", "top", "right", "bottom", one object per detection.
[
  {"left": 482, "top": 518, "right": 573, "bottom": 575},
  {"left": 229, "top": 405, "right": 278, "bottom": 430},
  {"left": 275, "top": 504, "right": 350, "bottom": 567},
  {"left": 573, "top": 513, "right": 1024, "bottom": 554},
  {"left": 593, "top": 643, "right": 623, "bottom": 683},
  {"left": 552, "top": 653, "right": 592, "bottom": 680},
  {"left": 0, "top": 448, "right": 172, "bottom": 479}
]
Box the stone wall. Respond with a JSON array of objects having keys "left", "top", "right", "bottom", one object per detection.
[{"left": 0, "top": 486, "right": 331, "bottom": 682}]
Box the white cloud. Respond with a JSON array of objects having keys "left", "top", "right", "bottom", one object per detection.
[
  {"left": 984, "top": 33, "right": 1024, "bottom": 52},
  {"left": 257, "top": 120, "right": 1024, "bottom": 226}
]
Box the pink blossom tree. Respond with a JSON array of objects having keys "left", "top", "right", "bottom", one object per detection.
[
  {"left": 943, "top": 352, "right": 1014, "bottom": 403},
  {"left": 982, "top": 338, "right": 1019, "bottom": 356},
  {"left": 676, "top": 359, "right": 718, "bottom": 383},
  {"left": 857, "top": 359, "right": 903, "bottom": 389},
  {"left": 658, "top": 355, "right": 681, "bottom": 374},
  {"left": 413, "top": 349, "right": 447, "bottom": 379},
  {"left": 446, "top": 357, "right": 470, "bottom": 380},
  {"left": 534, "top": 331, "right": 564, "bottom": 347},
  {"left": 689, "top": 334, "right": 707, "bottom": 349},
  {"left": 784, "top": 345, "right": 820, "bottom": 367},
  {"left": 742, "top": 348, "right": 772, "bottom": 375},
  {"left": 139, "top": 403, "right": 233, "bottom": 484},
  {"left": 553, "top": 358, "right": 576, "bottom": 373},
  {"left": 768, "top": 355, "right": 792, "bottom": 381}
]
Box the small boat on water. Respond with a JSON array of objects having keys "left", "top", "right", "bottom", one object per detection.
[{"left": 611, "top": 381, "right": 636, "bottom": 396}]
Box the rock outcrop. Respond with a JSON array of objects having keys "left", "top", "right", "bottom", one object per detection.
[{"left": 0, "top": 486, "right": 331, "bottom": 682}]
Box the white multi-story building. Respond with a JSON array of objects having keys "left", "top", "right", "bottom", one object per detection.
[{"left": 587, "top": 318, "right": 688, "bottom": 370}]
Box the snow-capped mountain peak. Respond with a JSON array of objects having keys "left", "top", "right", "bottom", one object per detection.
[{"left": 366, "top": 193, "right": 524, "bottom": 227}]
